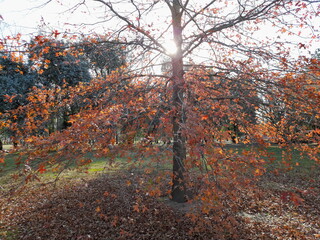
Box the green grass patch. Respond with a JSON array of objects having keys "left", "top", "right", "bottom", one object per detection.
[
  {"left": 1, "top": 144, "right": 318, "bottom": 189},
  {"left": 0, "top": 229, "right": 19, "bottom": 240},
  {"left": 0, "top": 146, "right": 172, "bottom": 189},
  {"left": 265, "top": 145, "right": 316, "bottom": 171},
  {"left": 2, "top": 144, "right": 12, "bottom": 151},
  {"left": 226, "top": 144, "right": 318, "bottom": 177},
  {"left": 0, "top": 151, "right": 124, "bottom": 189}
]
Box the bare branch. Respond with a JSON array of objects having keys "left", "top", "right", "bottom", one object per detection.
[
  {"left": 93, "top": 0, "right": 166, "bottom": 54},
  {"left": 182, "top": 0, "right": 217, "bottom": 30}
]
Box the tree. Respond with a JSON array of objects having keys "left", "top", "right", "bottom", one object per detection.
[
  {"left": 0, "top": 52, "right": 36, "bottom": 147},
  {"left": 80, "top": 36, "right": 126, "bottom": 77},
  {"left": 28, "top": 37, "right": 91, "bottom": 87},
  {"left": 257, "top": 53, "right": 320, "bottom": 144},
  {"left": 6, "top": 0, "right": 320, "bottom": 204},
  {"left": 87, "top": 0, "right": 318, "bottom": 202},
  {"left": 312, "top": 48, "right": 320, "bottom": 60},
  {"left": 26, "top": 37, "right": 93, "bottom": 133},
  {"left": 0, "top": 53, "right": 35, "bottom": 112}
]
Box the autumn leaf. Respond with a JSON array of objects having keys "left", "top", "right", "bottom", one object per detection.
[
  {"left": 254, "top": 168, "right": 264, "bottom": 176},
  {"left": 103, "top": 191, "right": 109, "bottom": 197},
  {"left": 133, "top": 204, "right": 140, "bottom": 212},
  {"left": 95, "top": 206, "right": 101, "bottom": 213},
  {"left": 38, "top": 164, "right": 47, "bottom": 174},
  {"left": 201, "top": 115, "right": 209, "bottom": 120},
  {"left": 280, "top": 27, "right": 287, "bottom": 33},
  {"left": 52, "top": 30, "right": 60, "bottom": 38}
]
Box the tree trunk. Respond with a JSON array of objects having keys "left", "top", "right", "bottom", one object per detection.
[
  {"left": 0, "top": 139, "right": 3, "bottom": 151},
  {"left": 170, "top": 0, "right": 187, "bottom": 203}
]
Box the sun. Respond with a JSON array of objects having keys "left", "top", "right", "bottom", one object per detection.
[{"left": 163, "top": 39, "right": 177, "bottom": 55}]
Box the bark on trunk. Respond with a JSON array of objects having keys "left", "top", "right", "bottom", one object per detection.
[{"left": 170, "top": 0, "right": 187, "bottom": 203}]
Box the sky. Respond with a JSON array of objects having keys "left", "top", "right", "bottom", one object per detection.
[
  {"left": 0, "top": 0, "right": 179, "bottom": 58},
  {"left": 0, "top": 0, "right": 319, "bottom": 59},
  {"left": 0, "top": 0, "right": 57, "bottom": 36},
  {"left": 0, "top": 0, "right": 107, "bottom": 37}
]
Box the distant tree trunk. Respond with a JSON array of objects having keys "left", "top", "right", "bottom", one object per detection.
[
  {"left": 121, "top": 120, "right": 135, "bottom": 145},
  {"left": 0, "top": 139, "right": 3, "bottom": 151},
  {"left": 230, "top": 123, "right": 239, "bottom": 144},
  {"left": 115, "top": 128, "right": 119, "bottom": 144},
  {"left": 13, "top": 140, "right": 18, "bottom": 148},
  {"left": 170, "top": 0, "right": 187, "bottom": 203}
]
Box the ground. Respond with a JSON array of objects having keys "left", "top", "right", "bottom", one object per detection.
[{"left": 0, "top": 145, "right": 320, "bottom": 239}]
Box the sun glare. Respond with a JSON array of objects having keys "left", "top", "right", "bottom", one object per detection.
[{"left": 164, "top": 39, "right": 177, "bottom": 55}]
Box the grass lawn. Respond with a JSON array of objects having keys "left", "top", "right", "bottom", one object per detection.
[
  {"left": 0, "top": 144, "right": 318, "bottom": 188},
  {"left": 226, "top": 144, "right": 318, "bottom": 172},
  {"left": 0, "top": 149, "right": 119, "bottom": 187},
  {"left": 0, "top": 145, "right": 172, "bottom": 188}
]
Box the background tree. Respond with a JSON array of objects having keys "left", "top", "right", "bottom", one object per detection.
[
  {"left": 0, "top": 52, "right": 36, "bottom": 147},
  {"left": 312, "top": 48, "right": 320, "bottom": 60},
  {"left": 258, "top": 52, "right": 320, "bottom": 144},
  {"left": 25, "top": 37, "right": 93, "bottom": 133},
  {"left": 28, "top": 37, "right": 91, "bottom": 87},
  {"left": 80, "top": 36, "right": 126, "bottom": 77},
  {"left": 0, "top": 52, "right": 35, "bottom": 112}
]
